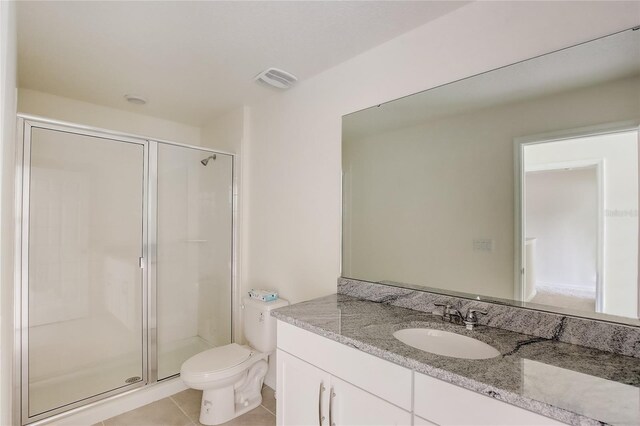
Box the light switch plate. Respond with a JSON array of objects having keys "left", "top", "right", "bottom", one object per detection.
[{"left": 473, "top": 238, "right": 494, "bottom": 252}]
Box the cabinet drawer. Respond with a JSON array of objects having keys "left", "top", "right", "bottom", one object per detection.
[
  {"left": 277, "top": 321, "right": 412, "bottom": 411},
  {"left": 414, "top": 372, "right": 565, "bottom": 425}
]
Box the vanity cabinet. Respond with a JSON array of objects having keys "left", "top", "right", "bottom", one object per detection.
[
  {"left": 277, "top": 320, "right": 412, "bottom": 425},
  {"left": 277, "top": 351, "right": 411, "bottom": 426},
  {"left": 276, "top": 320, "right": 565, "bottom": 426}
]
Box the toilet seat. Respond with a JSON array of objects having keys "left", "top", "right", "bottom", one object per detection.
[
  {"left": 180, "top": 343, "right": 266, "bottom": 385},
  {"left": 184, "top": 343, "right": 252, "bottom": 373}
]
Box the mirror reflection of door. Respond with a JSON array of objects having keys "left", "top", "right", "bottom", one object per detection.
[
  {"left": 521, "top": 129, "right": 639, "bottom": 318},
  {"left": 525, "top": 164, "right": 599, "bottom": 312}
]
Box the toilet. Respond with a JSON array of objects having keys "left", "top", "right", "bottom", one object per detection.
[{"left": 180, "top": 297, "right": 288, "bottom": 425}]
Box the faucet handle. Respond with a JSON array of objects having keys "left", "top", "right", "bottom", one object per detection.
[
  {"left": 434, "top": 303, "right": 452, "bottom": 313},
  {"left": 466, "top": 309, "right": 487, "bottom": 319},
  {"left": 434, "top": 303, "right": 452, "bottom": 319},
  {"left": 464, "top": 309, "right": 487, "bottom": 330}
]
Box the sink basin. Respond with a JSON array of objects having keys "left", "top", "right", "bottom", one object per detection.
[{"left": 393, "top": 328, "right": 500, "bottom": 359}]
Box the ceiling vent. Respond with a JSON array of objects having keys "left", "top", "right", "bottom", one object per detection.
[{"left": 254, "top": 68, "right": 297, "bottom": 89}]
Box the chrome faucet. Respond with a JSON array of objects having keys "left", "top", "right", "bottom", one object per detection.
[
  {"left": 463, "top": 309, "right": 488, "bottom": 330},
  {"left": 434, "top": 303, "right": 487, "bottom": 330},
  {"left": 434, "top": 303, "right": 464, "bottom": 325},
  {"left": 434, "top": 303, "right": 453, "bottom": 321},
  {"left": 449, "top": 308, "right": 465, "bottom": 325}
]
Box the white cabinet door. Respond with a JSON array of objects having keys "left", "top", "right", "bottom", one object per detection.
[
  {"left": 278, "top": 321, "right": 412, "bottom": 411},
  {"left": 277, "top": 350, "right": 330, "bottom": 426},
  {"left": 277, "top": 349, "right": 412, "bottom": 426},
  {"left": 330, "top": 376, "right": 412, "bottom": 426}
]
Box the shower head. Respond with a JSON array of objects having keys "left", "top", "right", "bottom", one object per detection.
[{"left": 201, "top": 154, "right": 216, "bottom": 166}]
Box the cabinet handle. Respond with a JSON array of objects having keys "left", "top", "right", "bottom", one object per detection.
[
  {"left": 329, "top": 388, "right": 336, "bottom": 426},
  {"left": 318, "top": 383, "right": 325, "bottom": 425}
]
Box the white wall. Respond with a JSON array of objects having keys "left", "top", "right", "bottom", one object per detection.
[
  {"left": 244, "top": 1, "right": 640, "bottom": 305},
  {"left": 0, "top": 1, "right": 18, "bottom": 424},
  {"left": 201, "top": 106, "right": 247, "bottom": 154},
  {"left": 18, "top": 88, "right": 201, "bottom": 146},
  {"left": 525, "top": 132, "right": 639, "bottom": 317}
]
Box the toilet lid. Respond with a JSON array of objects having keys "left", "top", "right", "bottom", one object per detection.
[{"left": 182, "top": 343, "right": 252, "bottom": 374}]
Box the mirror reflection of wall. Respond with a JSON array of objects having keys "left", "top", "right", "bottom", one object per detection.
[{"left": 342, "top": 28, "right": 640, "bottom": 321}]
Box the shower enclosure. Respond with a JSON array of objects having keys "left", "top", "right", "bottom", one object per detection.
[{"left": 15, "top": 116, "right": 234, "bottom": 424}]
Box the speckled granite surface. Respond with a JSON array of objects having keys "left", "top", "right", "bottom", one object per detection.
[
  {"left": 272, "top": 294, "right": 640, "bottom": 426},
  {"left": 338, "top": 278, "right": 640, "bottom": 359}
]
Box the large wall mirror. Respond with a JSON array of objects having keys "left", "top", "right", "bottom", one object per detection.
[{"left": 342, "top": 28, "right": 640, "bottom": 324}]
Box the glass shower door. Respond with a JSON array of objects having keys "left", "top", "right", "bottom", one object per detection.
[
  {"left": 24, "top": 126, "right": 146, "bottom": 419},
  {"left": 156, "top": 143, "right": 233, "bottom": 380}
]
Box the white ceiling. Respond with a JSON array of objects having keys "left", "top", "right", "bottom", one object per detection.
[{"left": 17, "top": 1, "right": 468, "bottom": 126}]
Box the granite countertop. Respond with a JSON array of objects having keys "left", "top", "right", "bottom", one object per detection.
[{"left": 272, "top": 294, "right": 640, "bottom": 426}]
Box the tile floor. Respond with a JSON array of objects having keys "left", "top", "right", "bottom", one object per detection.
[{"left": 95, "top": 386, "right": 276, "bottom": 426}]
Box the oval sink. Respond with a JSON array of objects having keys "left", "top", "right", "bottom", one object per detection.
[{"left": 393, "top": 328, "right": 500, "bottom": 359}]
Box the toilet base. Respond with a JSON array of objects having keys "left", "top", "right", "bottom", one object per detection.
[
  {"left": 197, "top": 359, "right": 269, "bottom": 425},
  {"left": 199, "top": 387, "right": 263, "bottom": 425}
]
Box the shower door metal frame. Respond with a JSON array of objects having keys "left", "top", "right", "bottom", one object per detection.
[
  {"left": 16, "top": 117, "right": 150, "bottom": 425},
  {"left": 14, "top": 114, "right": 238, "bottom": 425},
  {"left": 147, "top": 142, "right": 158, "bottom": 384}
]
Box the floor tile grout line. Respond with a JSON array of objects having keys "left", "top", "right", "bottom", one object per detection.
[
  {"left": 260, "top": 403, "right": 276, "bottom": 417},
  {"left": 260, "top": 386, "right": 277, "bottom": 417},
  {"left": 169, "top": 396, "right": 196, "bottom": 425},
  {"left": 170, "top": 396, "right": 197, "bottom": 425}
]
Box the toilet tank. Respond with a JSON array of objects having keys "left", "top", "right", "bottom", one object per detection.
[{"left": 242, "top": 297, "right": 289, "bottom": 353}]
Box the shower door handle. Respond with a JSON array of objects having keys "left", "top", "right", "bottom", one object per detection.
[
  {"left": 318, "top": 382, "right": 325, "bottom": 425},
  {"left": 139, "top": 257, "right": 145, "bottom": 269}
]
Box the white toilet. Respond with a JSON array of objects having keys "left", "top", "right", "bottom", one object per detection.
[{"left": 180, "top": 297, "right": 289, "bottom": 425}]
